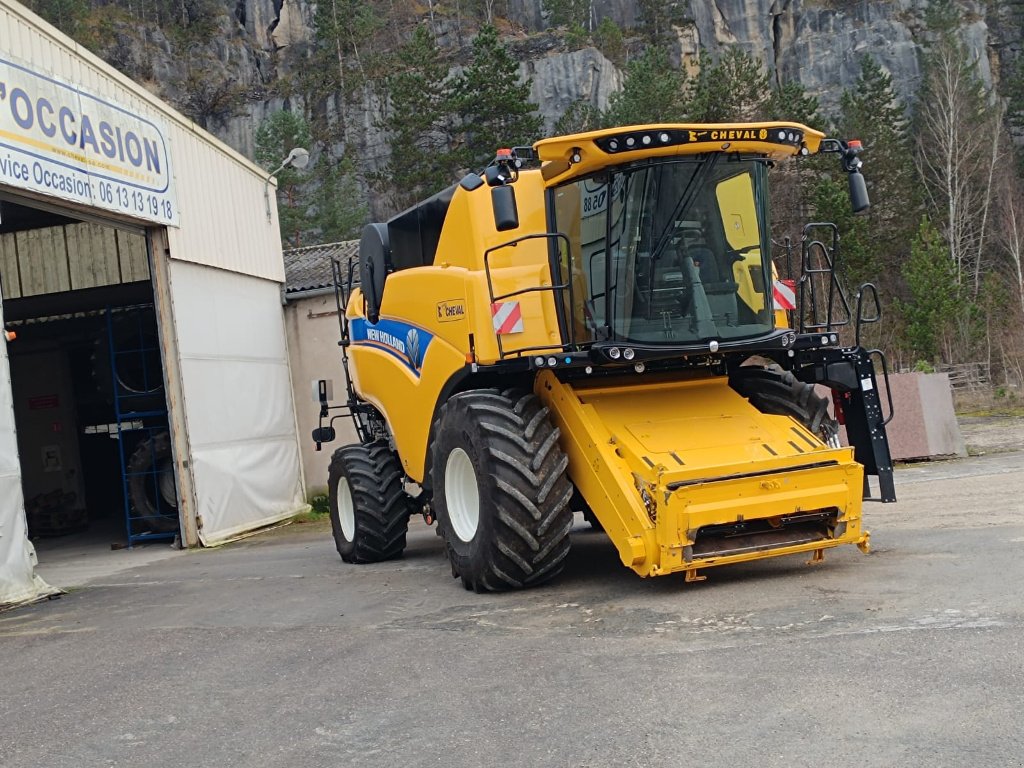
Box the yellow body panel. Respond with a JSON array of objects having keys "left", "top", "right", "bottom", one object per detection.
[
  {"left": 345, "top": 177, "right": 565, "bottom": 479},
  {"left": 347, "top": 259, "right": 480, "bottom": 481},
  {"left": 536, "top": 122, "right": 825, "bottom": 185},
  {"left": 535, "top": 370, "right": 867, "bottom": 577}
]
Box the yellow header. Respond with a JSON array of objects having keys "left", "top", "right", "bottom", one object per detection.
[{"left": 534, "top": 122, "right": 826, "bottom": 185}]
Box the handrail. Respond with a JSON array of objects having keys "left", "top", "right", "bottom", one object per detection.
[
  {"left": 868, "top": 348, "right": 895, "bottom": 427},
  {"left": 483, "top": 231, "right": 575, "bottom": 359},
  {"left": 854, "top": 282, "right": 882, "bottom": 348},
  {"left": 798, "top": 223, "right": 852, "bottom": 333}
]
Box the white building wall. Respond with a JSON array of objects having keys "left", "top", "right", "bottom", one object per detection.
[
  {"left": 167, "top": 260, "right": 305, "bottom": 544},
  {"left": 163, "top": 126, "right": 285, "bottom": 281}
]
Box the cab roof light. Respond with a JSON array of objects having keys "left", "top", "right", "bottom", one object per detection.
[{"left": 594, "top": 126, "right": 806, "bottom": 155}]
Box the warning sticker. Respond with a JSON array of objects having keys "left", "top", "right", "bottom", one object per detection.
[{"left": 491, "top": 301, "right": 524, "bottom": 335}]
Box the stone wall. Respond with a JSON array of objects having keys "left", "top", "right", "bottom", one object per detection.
[{"left": 283, "top": 293, "right": 359, "bottom": 495}]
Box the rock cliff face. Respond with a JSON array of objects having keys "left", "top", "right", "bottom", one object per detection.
[
  {"left": 524, "top": 47, "right": 624, "bottom": 129},
  {"left": 99, "top": 0, "right": 1020, "bottom": 201},
  {"left": 503, "top": 0, "right": 1013, "bottom": 108},
  {"left": 221, "top": 0, "right": 1019, "bottom": 125}
]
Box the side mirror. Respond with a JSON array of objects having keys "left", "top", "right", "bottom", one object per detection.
[
  {"left": 848, "top": 171, "right": 870, "bottom": 214},
  {"left": 312, "top": 426, "right": 336, "bottom": 444},
  {"left": 491, "top": 185, "right": 519, "bottom": 231}
]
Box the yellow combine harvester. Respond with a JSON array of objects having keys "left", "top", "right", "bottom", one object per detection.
[{"left": 313, "top": 122, "right": 896, "bottom": 591}]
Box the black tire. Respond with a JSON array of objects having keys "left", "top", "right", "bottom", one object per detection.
[
  {"left": 92, "top": 311, "right": 166, "bottom": 413},
  {"left": 730, "top": 365, "right": 839, "bottom": 444},
  {"left": 127, "top": 431, "right": 179, "bottom": 533},
  {"left": 431, "top": 389, "right": 574, "bottom": 592},
  {"left": 328, "top": 441, "right": 412, "bottom": 563}
]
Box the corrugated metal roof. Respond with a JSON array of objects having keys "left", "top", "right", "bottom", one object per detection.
[{"left": 282, "top": 240, "right": 358, "bottom": 294}]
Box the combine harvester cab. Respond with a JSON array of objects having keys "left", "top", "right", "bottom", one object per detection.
[{"left": 315, "top": 122, "right": 896, "bottom": 590}]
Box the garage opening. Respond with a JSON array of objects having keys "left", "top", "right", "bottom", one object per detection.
[{"left": 0, "top": 194, "right": 180, "bottom": 565}]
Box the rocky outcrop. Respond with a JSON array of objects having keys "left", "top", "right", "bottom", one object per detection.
[
  {"left": 92, "top": 0, "right": 1018, "bottom": 210},
  {"left": 523, "top": 47, "right": 623, "bottom": 127},
  {"left": 502, "top": 0, "right": 1010, "bottom": 111}
]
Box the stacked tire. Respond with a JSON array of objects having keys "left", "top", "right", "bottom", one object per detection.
[{"left": 126, "top": 431, "right": 179, "bottom": 533}]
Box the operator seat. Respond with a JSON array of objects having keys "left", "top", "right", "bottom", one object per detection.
[{"left": 690, "top": 245, "right": 738, "bottom": 323}]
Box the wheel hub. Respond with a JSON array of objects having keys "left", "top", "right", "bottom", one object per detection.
[
  {"left": 445, "top": 447, "right": 480, "bottom": 543},
  {"left": 337, "top": 477, "right": 356, "bottom": 541}
]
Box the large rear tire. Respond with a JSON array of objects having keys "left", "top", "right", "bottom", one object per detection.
[
  {"left": 730, "top": 365, "right": 839, "bottom": 445},
  {"left": 328, "top": 441, "right": 412, "bottom": 563},
  {"left": 431, "top": 389, "right": 574, "bottom": 592}
]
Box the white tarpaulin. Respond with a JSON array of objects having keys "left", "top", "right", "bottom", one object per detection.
[
  {"left": 0, "top": 311, "right": 55, "bottom": 607},
  {"left": 168, "top": 260, "right": 305, "bottom": 544}
]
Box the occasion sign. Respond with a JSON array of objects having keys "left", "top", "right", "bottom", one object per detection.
[{"left": 0, "top": 55, "right": 177, "bottom": 225}]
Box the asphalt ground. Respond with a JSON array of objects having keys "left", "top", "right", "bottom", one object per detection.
[{"left": 2, "top": 451, "right": 1023, "bottom": 768}]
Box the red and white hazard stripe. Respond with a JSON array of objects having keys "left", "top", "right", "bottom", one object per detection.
[
  {"left": 491, "top": 301, "right": 524, "bottom": 335},
  {"left": 772, "top": 279, "right": 796, "bottom": 311}
]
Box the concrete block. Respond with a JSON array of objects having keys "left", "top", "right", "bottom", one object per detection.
[{"left": 831, "top": 372, "right": 966, "bottom": 461}]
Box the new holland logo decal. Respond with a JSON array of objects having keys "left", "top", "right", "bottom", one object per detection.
[{"left": 351, "top": 318, "right": 434, "bottom": 376}]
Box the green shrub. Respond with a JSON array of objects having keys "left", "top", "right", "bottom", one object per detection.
[{"left": 308, "top": 494, "right": 330, "bottom": 516}]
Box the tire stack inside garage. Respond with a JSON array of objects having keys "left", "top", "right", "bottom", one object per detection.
[{"left": 1, "top": 198, "right": 179, "bottom": 547}]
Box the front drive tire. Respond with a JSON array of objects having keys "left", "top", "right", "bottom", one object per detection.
[
  {"left": 432, "top": 389, "right": 574, "bottom": 592},
  {"left": 730, "top": 365, "right": 840, "bottom": 445},
  {"left": 328, "top": 441, "right": 412, "bottom": 563}
]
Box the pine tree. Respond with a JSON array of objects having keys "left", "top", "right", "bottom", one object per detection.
[
  {"left": 449, "top": 25, "right": 543, "bottom": 171},
  {"left": 593, "top": 19, "right": 625, "bottom": 67},
  {"left": 688, "top": 47, "right": 771, "bottom": 123},
  {"left": 810, "top": 175, "right": 871, "bottom": 286},
  {"left": 636, "top": 0, "right": 689, "bottom": 48},
  {"left": 838, "top": 57, "right": 917, "bottom": 251},
  {"left": 901, "top": 216, "right": 960, "bottom": 362},
  {"left": 312, "top": 158, "right": 368, "bottom": 243},
  {"left": 544, "top": 0, "right": 591, "bottom": 29},
  {"left": 767, "top": 81, "right": 823, "bottom": 127},
  {"left": 554, "top": 100, "right": 603, "bottom": 135},
  {"left": 377, "top": 25, "right": 456, "bottom": 209},
  {"left": 256, "top": 111, "right": 314, "bottom": 248},
  {"left": 815, "top": 55, "right": 920, "bottom": 300},
  {"left": 603, "top": 47, "right": 689, "bottom": 126}
]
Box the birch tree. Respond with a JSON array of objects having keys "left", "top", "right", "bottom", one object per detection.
[
  {"left": 913, "top": 21, "right": 1001, "bottom": 298},
  {"left": 994, "top": 165, "right": 1024, "bottom": 316}
]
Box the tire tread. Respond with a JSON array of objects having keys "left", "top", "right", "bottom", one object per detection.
[
  {"left": 433, "top": 388, "right": 573, "bottom": 592},
  {"left": 329, "top": 441, "right": 411, "bottom": 563}
]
